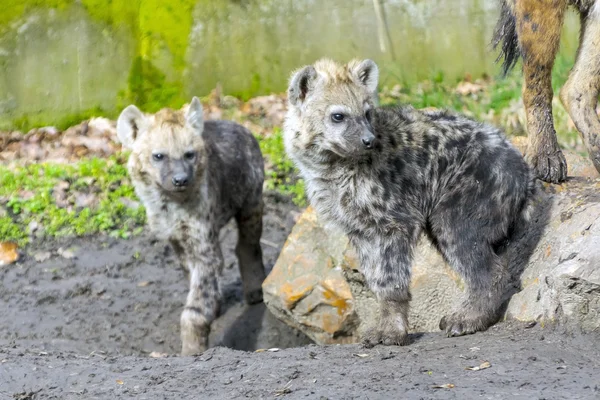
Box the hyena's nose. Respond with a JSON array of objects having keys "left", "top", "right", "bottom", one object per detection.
[
  {"left": 361, "top": 134, "right": 375, "bottom": 149},
  {"left": 172, "top": 174, "right": 189, "bottom": 187}
]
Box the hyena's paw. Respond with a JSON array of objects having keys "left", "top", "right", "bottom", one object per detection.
[
  {"left": 439, "top": 312, "right": 493, "bottom": 338},
  {"left": 527, "top": 148, "right": 567, "bottom": 183},
  {"left": 361, "top": 325, "right": 410, "bottom": 348},
  {"left": 244, "top": 288, "right": 264, "bottom": 305},
  {"left": 180, "top": 308, "right": 210, "bottom": 356}
]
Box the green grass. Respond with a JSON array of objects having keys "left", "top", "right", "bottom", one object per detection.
[
  {"left": 255, "top": 128, "right": 306, "bottom": 207},
  {"left": 0, "top": 154, "right": 145, "bottom": 245}
]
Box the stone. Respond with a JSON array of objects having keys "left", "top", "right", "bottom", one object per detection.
[{"left": 263, "top": 174, "right": 600, "bottom": 344}]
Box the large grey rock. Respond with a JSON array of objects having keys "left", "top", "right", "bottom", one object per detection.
[{"left": 264, "top": 176, "right": 600, "bottom": 344}]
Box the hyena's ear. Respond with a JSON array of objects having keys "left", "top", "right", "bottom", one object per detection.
[
  {"left": 186, "top": 96, "right": 204, "bottom": 133},
  {"left": 350, "top": 59, "right": 379, "bottom": 93},
  {"left": 116, "top": 105, "right": 145, "bottom": 149},
  {"left": 288, "top": 65, "right": 317, "bottom": 106}
]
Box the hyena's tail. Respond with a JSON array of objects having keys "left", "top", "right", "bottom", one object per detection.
[{"left": 492, "top": 0, "right": 520, "bottom": 76}]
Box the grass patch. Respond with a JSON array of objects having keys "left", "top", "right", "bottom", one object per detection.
[
  {"left": 0, "top": 154, "right": 145, "bottom": 245},
  {"left": 255, "top": 128, "right": 306, "bottom": 207}
]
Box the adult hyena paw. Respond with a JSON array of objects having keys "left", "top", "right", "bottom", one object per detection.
[
  {"left": 361, "top": 326, "right": 410, "bottom": 348},
  {"left": 439, "top": 312, "right": 491, "bottom": 338},
  {"left": 527, "top": 149, "right": 567, "bottom": 183}
]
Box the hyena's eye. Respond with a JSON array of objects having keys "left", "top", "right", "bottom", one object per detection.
[
  {"left": 184, "top": 151, "right": 197, "bottom": 160},
  {"left": 152, "top": 153, "right": 165, "bottom": 162},
  {"left": 331, "top": 113, "right": 345, "bottom": 123},
  {"left": 365, "top": 109, "right": 373, "bottom": 123}
]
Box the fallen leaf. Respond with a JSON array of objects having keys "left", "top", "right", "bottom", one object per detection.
[
  {"left": 466, "top": 361, "right": 491, "bottom": 371},
  {"left": 149, "top": 351, "right": 168, "bottom": 358},
  {"left": 432, "top": 383, "right": 455, "bottom": 389},
  {"left": 33, "top": 251, "right": 52, "bottom": 263},
  {"left": 0, "top": 242, "right": 19, "bottom": 266},
  {"left": 57, "top": 247, "right": 76, "bottom": 259},
  {"left": 455, "top": 81, "right": 483, "bottom": 96},
  {"left": 254, "top": 348, "right": 266, "bottom": 353},
  {"left": 137, "top": 281, "right": 152, "bottom": 287},
  {"left": 116, "top": 379, "right": 124, "bottom": 385},
  {"left": 353, "top": 353, "right": 370, "bottom": 358},
  {"left": 267, "top": 348, "right": 280, "bottom": 352}
]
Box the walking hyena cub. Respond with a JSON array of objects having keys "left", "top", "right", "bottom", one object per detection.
[
  {"left": 284, "top": 59, "right": 535, "bottom": 346},
  {"left": 116, "top": 97, "right": 266, "bottom": 355}
]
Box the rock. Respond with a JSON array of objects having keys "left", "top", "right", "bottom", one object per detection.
[
  {"left": 262, "top": 208, "right": 359, "bottom": 344},
  {"left": 263, "top": 177, "right": 600, "bottom": 344}
]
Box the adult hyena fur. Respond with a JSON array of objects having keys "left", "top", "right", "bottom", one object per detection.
[
  {"left": 117, "top": 97, "right": 266, "bottom": 355},
  {"left": 284, "top": 59, "right": 535, "bottom": 346},
  {"left": 493, "top": 0, "right": 600, "bottom": 183}
]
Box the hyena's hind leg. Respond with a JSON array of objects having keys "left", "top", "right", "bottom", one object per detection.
[
  {"left": 235, "top": 202, "right": 266, "bottom": 305},
  {"left": 430, "top": 221, "right": 510, "bottom": 337},
  {"left": 514, "top": 0, "right": 568, "bottom": 182},
  {"left": 560, "top": 7, "right": 600, "bottom": 174},
  {"left": 356, "top": 230, "right": 420, "bottom": 348},
  {"left": 175, "top": 238, "right": 223, "bottom": 356}
]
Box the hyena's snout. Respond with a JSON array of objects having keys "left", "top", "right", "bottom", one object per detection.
[
  {"left": 172, "top": 173, "right": 189, "bottom": 188},
  {"left": 360, "top": 120, "right": 376, "bottom": 150},
  {"left": 361, "top": 131, "right": 375, "bottom": 149},
  {"left": 162, "top": 159, "right": 195, "bottom": 192}
]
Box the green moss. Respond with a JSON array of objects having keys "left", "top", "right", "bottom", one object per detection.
[{"left": 118, "top": 56, "right": 185, "bottom": 113}]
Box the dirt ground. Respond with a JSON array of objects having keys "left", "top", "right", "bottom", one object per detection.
[{"left": 2, "top": 193, "right": 600, "bottom": 399}]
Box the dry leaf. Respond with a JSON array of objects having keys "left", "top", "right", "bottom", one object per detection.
[
  {"left": 466, "top": 361, "right": 491, "bottom": 371},
  {"left": 33, "top": 251, "right": 52, "bottom": 263},
  {"left": 267, "top": 348, "right": 280, "bottom": 352},
  {"left": 255, "top": 349, "right": 266, "bottom": 353},
  {"left": 455, "top": 81, "right": 484, "bottom": 96},
  {"left": 432, "top": 383, "right": 455, "bottom": 389},
  {"left": 57, "top": 247, "right": 76, "bottom": 259},
  {"left": 353, "top": 353, "right": 370, "bottom": 358},
  {"left": 137, "top": 281, "right": 152, "bottom": 287},
  {"left": 149, "top": 351, "right": 168, "bottom": 358},
  {"left": 0, "top": 242, "right": 19, "bottom": 266},
  {"left": 116, "top": 379, "right": 124, "bottom": 385}
]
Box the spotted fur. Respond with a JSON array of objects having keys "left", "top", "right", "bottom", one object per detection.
[
  {"left": 493, "top": 0, "right": 600, "bottom": 183},
  {"left": 284, "top": 59, "right": 535, "bottom": 345},
  {"left": 117, "top": 97, "right": 266, "bottom": 355}
]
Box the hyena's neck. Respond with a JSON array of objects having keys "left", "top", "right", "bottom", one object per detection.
[
  {"left": 295, "top": 152, "right": 378, "bottom": 231},
  {"left": 135, "top": 177, "right": 215, "bottom": 241}
]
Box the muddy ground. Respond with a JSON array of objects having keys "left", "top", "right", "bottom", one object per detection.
[{"left": 1, "top": 193, "right": 600, "bottom": 399}]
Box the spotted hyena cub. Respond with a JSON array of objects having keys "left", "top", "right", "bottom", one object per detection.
[
  {"left": 284, "top": 59, "right": 535, "bottom": 346},
  {"left": 117, "top": 97, "right": 266, "bottom": 355}
]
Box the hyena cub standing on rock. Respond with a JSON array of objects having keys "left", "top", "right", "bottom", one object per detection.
[
  {"left": 117, "top": 97, "right": 266, "bottom": 355},
  {"left": 284, "top": 59, "right": 535, "bottom": 345}
]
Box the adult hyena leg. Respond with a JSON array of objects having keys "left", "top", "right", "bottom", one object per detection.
[
  {"left": 173, "top": 238, "right": 223, "bottom": 356},
  {"left": 356, "top": 231, "right": 418, "bottom": 347},
  {"left": 436, "top": 231, "right": 509, "bottom": 337},
  {"left": 235, "top": 202, "right": 266, "bottom": 304},
  {"left": 560, "top": 8, "right": 600, "bottom": 174},
  {"left": 515, "top": 0, "right": 568, "bottom": 183}
]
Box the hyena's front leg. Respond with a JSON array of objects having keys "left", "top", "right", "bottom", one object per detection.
[
  {"left": 235, "top": 203, "right": 266, "bottom": 304},
  {"left": 514, "top": 0, "right": 568, "bottom": 183},
  {"left": 355, "top": 233, "right": 417, "bottom": 347},
  {"left": 172, "top": 238, "right": 224, "bottom": 356}
]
